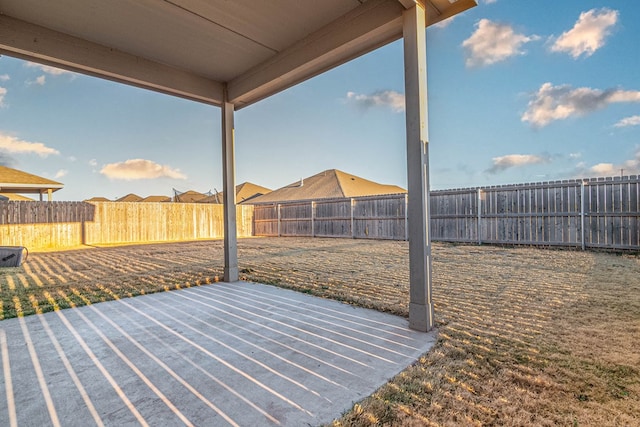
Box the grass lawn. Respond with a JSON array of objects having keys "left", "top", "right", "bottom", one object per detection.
[{"left": 0, "top": 237, "right": 638, "bottom": 426}]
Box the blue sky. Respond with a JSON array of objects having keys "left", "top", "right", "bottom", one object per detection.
[{"left": 1, "top": 0, "right": 639, "bottom": 201}]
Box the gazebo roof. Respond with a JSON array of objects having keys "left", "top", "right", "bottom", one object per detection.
[
  {"left": 0, "top": 0, "right": 476, "bottom": 109},
  {"left": 0, "top": 165, "right": 64, "bottom": 194}
]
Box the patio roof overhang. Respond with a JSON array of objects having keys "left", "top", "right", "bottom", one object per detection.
[
  {"left": 0, "top": 0, "right": 475, "bottom": 109},
  {"left": 0, "top": 0, "right": 477, "bottom": 331},
  {"left": 0, "top": 183, "right": 63, "bottom": 193}
]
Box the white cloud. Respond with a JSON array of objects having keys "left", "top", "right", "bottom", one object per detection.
[
  {"left": 68, "top": 156, "right": 77, "bottom": 162},
  {"left": 484, "top": 0, "right": 497, "bottom": 3},
  {"left": 28, "top": 75, "right": 46, "bottom": 86},
  {"left": 589, "top": 163, "right": 616, "bottom": 175},
  {"left": 100, "top": 159, "right": 187, "bottom": 181},
  {"left": 89, "top": 158, "right": 98, "bottom": 167},
  {"left": 346, "top": 90, "right": 405, "bottom": 113},
  {"left": 54, "top": 169, "right": 68, "bottom": 179},
  {"left": 614, "top": 115, "right": 640, "bottom": 128},
  {"left": 0, "top": 132, "right": 60, "bottom": 157},
  {"left": 433, "top": 16, "right": 456, "bottom": 29},
  {"left": 462, "top": 19, "right": 539, "bottom": 67},
  {"left": 25, "top": 62, "right": 74, "bottom": 76},
  {"left": 0, "top": 87, "right": 6, "bottom": 107},
  {"left": 550, "top": 8, "right": 618, "bottom": 58},
  {"left": 0, "top": 74, "right": 9, "bottom": 82},
  {"left": 569, "top": 152, "right": 582, "bottom": 159},
  {"left": 486, "top": 154, "right": 548, "bottom": 174},
  {"left": 522, "top": 83, "right": 640, "bottom": 128},
  {"left": 575, "top": 149, "right": 640, "bottom": 178}
]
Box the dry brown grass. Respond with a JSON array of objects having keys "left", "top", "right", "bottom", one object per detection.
[{"left": 0, "top": 237, "right": 638, "bottom": 426}]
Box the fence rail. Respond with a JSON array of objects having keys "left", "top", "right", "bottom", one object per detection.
[{"left": 252, "top": 175, "right": 640, "bottom": 250}]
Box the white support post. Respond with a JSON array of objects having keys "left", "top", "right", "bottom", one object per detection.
[
  {"left": 404, "top": 3, "right": 433, "bottom": 332},
  {"left": 222, "top": 91, "right": 238, "bottom": 282}
]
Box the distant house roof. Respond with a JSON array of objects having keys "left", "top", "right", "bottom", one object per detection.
[
  {"left": 174, "top": 190, "right": 207, "bottom": 203},
  {"left": 0, "top": 193, "right": 35, "bottom": 201},
  {"left": 85, "top": 196, "right": 112, "bottom": 202},
  {"left": 0, "top": 165, "right": 64, "bottom": 197},
  {"left": 140, "top": 195, "right": 171, "bottom": 203},
  {"left": 116, "top": 193, "right": 143, "bottom": 202},
  {"left": 198, "top": 182, "right": 271, "bottom": 204},
  {"left": 248, "top": 169, "right": 406, "bottom": 204}
]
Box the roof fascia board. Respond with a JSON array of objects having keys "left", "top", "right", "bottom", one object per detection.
[
  {"left": 228, "top": 0, "right": 405, "bottom": 108},
  {"left": 0, "top": 14, "right": 225, "bottom": 106},
  {"left": 0, "top": 184, "right": 64, "bottom": 189},
  {"left": 228, "top": 0, "right": 476, "bottom": 109},
  {"left": 425, "top": 0, "right": 477, "bottom": 26}
]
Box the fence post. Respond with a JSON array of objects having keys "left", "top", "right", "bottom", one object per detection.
[
  {"left": 350, "top": 198, "right": 355, "bottom": 238},
  {"left": 477, "top": 188, "right": 483, "bottom": 245},
  {"left": 404, "top": 193, "right": 409, "bottom": 241},
  {"left": 580, "top": 181, "right": 586, "bottom": 251},
  {"left": 311, "top": 201, "right": 315, "bottom": 238},
  {"left": 277, "top": 204, "right": 281, "bottom": 237}
]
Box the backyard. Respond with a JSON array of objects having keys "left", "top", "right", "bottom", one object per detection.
[{"left": 0, "top": 237, "right": 639, "bottom": 426}]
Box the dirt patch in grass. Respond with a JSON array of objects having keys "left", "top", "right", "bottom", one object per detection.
[{"left": 1, "top": 237, "right": 638, "bottom": 426}]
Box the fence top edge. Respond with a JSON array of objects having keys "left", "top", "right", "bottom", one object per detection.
[{"left": 432, "top": 174, "right": 640, "bottom": 194}]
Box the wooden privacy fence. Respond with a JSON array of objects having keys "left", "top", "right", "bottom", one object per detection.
[
  {"left": 2, "top": 176, "right": 638, "bottom": 251},
  {"left": 432, "top": 176, "right": 640, "bottom": 250},
  {"left": 254, "top": 194, "right": 408, "bottom": 240},
  {"left": 253, "top": 176, "right": 640, "bottom": 250},
  {"left": 0, "top": 201, "right": 95, "bottom": 224},
  {"left": 0, "top": 201, "right": 254, "bottom": 251},
  {"left": 253, "top": 194, "right": 407, "bottom": 240}
]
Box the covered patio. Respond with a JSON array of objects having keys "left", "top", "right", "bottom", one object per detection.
[
  {"left": 0, "top": 0, "right": 476, "bottom": 331},
  {"left": 0, "top": 0, "right": 477, "bottom": 425},
  {"left": 0, "top": 165, "right": 64, "bottom": 201}
]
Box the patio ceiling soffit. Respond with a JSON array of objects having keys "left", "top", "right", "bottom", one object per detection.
[{"left": 0, "top": 0, "right": 475, "bottom": 109}]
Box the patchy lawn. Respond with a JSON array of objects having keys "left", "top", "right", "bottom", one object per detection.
[{"left": 1, "top": 237, "right": 638, "bottom": 426}]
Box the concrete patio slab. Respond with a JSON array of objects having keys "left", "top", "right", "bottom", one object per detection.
[{"left": 0, "top": 281, "right": 436, "bottom": 426}]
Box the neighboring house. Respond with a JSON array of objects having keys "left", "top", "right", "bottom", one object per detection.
[
  {"left": 173, "top": 190, "right": 207, "bottom": 203},
  {"left": 198, "top": 182, "right": 271, "bottom": 204},
  {"left": 140, "top": 195, "right": 171, "bottom": 202},
  {"left": 248, "top": 169, "right": 406, "bottom": 204},
  {"left": 85, "top": 196, "right": 111, "bottom": 202},
  {"left": 116, "top": 193, "right": 143, "bottom": 202},
  {"left": 0, "top": 165, "right": 64, "bottom": 201}
]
